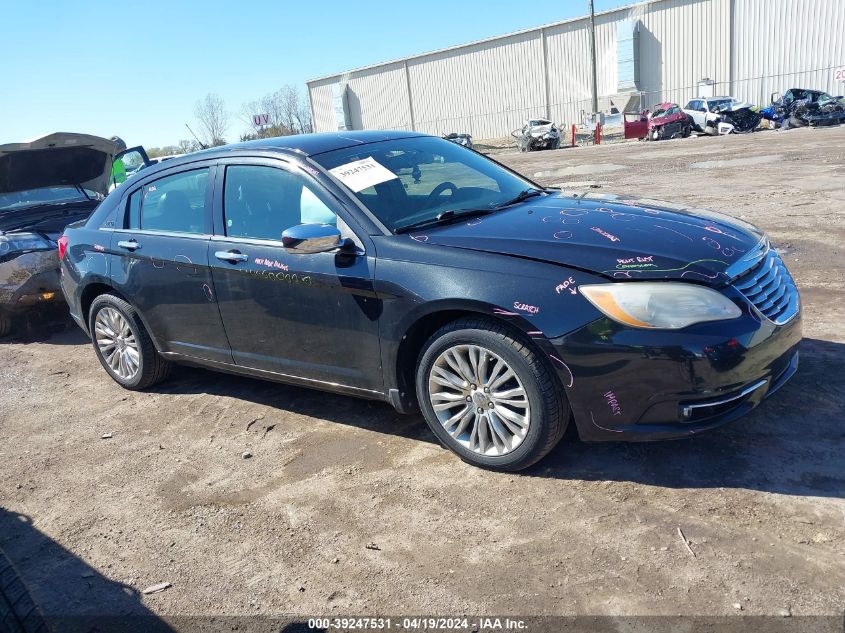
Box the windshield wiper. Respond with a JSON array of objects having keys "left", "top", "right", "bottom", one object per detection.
[
  {"left": 493, "top": 187, "right": 545, "bottom": 209},
  {"left": 75, "top": 185, "right": 93, "bottom": 201},
  {"left": 395, "top": 208, "right": 494, "bottom": 234}
]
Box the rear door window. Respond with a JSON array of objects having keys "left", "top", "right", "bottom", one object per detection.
[{"left": 127, "top": 168, "right": 209, "bottom": 234}]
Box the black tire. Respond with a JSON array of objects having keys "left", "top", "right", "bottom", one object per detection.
[
  {"left": 788, "top": 116, "right": 806, "bottom": 128},
  {"left": 415, "top": 317, "right": 569, "bottom": 471},
  {"left": 88, "top": 294, "right": 171, "bottom": 390},
  {"left": 0, "top": 311, "right": 11, "bottom": 338},
  {"left": 0, "top": 550, "right": 48, "bottom": 633},
  {"left": 683, "top": 123, "right": 691, "bottom": 138}
]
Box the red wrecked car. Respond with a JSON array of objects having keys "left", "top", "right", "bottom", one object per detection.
[{"left": 624, "top": 102, "right": 691, "bottom": 141}]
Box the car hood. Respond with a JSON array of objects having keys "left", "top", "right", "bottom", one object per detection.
[
  {"left": 712, "top": 100, "right": 755, "bottom": 113},
  {"left": 0, "top": 132, "right": 118, "bottom": 195},
  {"left": 408, "top": 192, "right": 765, "bottom": 286},
  {"left": 528, "top": 124, "right": 557, "bottom": 137}
]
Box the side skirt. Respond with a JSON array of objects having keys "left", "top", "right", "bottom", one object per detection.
[{"left": 159, "top": 351, "right": 389, "bottom": 404}]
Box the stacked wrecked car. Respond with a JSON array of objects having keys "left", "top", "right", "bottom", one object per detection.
[{"left": 760, "top": 88, "right": 845, "bottom": 128}]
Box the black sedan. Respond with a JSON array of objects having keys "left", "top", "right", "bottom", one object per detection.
[{"left": 59, "top": 131, "right": 801, "bottom": 471}]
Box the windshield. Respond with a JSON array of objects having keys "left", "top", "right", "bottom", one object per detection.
[
  {"left": 708, "top": 99, "right": 733, "bottom": 111},
  {"left": 0, "top": 186, "right": 99, "bottom": 212},
  {"left": 313, "top": 136, "right": 536, "bottom": 232}
]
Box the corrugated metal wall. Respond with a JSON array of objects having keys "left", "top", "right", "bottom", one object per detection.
[
  {"left": 307, "top": 0, "right": 844, "bottom": 138},
  {"left": 732, "top": 0, "right": 845, "bottom": 105},
  {"left": 408, "top": 30, "right": 546, "bottom": 136}
]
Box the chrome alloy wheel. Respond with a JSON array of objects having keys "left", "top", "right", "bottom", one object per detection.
[
  {"left": 94, "top": 307, "right": 140, "bottom": 380},
  {"left": 428, "top": 344, "right": 531, "bottom": 456}
]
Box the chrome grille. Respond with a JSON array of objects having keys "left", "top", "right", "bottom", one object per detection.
[{"left": 732, "top": 250, "right": 799, "bottom": 325}]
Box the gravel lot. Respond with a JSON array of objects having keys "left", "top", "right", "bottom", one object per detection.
[{"left": 1, "top": 126, "right": 843, "bottom": 624}]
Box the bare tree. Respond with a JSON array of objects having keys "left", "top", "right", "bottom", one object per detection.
[
  {"left": 177, "top": 139, "right": 202, "bottom": 154},
  {"left": 279, "top": 85, "right": 312, "bottom": 134},
  {"left": 194, "top": 93, "right": 229, "bottom": 146},
  {"left": 237, "top": 84, "right": 313, "bottom": 139}
]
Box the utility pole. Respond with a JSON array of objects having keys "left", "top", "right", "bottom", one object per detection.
[{"left": 589, "top": 0, "right": 598, "bottom": 115}]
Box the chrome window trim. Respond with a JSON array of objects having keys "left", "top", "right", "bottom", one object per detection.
[{"left": 107, "top": 227, "right": 212, "bottom": 240}]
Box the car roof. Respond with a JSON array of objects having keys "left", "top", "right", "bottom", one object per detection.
[
  {"left": 128, "top": 130, "right": 434, "bottom": 182},
  {"left": 198, "top": 130, "right": 427, "bottom": 161}
]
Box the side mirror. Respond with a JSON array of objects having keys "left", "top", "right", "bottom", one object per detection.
[
  {"left": 282, "top": 223, "right": 342, "bottom": 254},
  {"left": 770, "top": 92, "right": 781, "bottom": 104}
]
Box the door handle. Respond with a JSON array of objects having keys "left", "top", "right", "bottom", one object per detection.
[
  {"left": 215, "top": 250, "right": 248, "bottom": 263},
  {"left": 117, "top": 240, "right": 140, "bottom": 251}
]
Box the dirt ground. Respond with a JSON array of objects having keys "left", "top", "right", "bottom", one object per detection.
[{"left": 1, "top": 126, "right": 844, "bottom": 625}]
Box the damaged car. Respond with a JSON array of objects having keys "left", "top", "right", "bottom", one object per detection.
[
  {"left": 761, "top": 89, "right": 845, "bottom": 128},
  {"left": 0, "top": 133, "right": 148, "bottom": 336},
  {"left": 623, "top": 103, "right": 691, "bottom": 141},
  {"left": 443, "top": 132, "right": 473, "bottom": 149},
  {"left": 512, "top": 119, "right": 561, "bottom": 152},
  {"left": 61, "top": 131, "right": 800, "bottom": 471},
  {"left": 683, "top": 97, "right": 761, "bottom": 134}
]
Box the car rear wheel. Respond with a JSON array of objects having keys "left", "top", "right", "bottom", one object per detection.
[
  {"left": 88, "top": 294, "right": 171, "bottom": 390},
  {"left": 416, "top": 318, "right": 568, "bottom": 471}
]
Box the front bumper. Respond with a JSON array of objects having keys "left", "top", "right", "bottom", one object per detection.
[
  {"left": 552, "top": 298, "right": 803, "bottom": 442},
  {"left": 532, "top": 135, "right": 559, "bottom": 149},
  {"left": 0, "top": 251, "right": 63, "bottom": 314}
]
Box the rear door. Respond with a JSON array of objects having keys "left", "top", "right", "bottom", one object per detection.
[
  {"left": 208, "top": 158, "right": 383, "bottom": 392},
  {"left": 110, "top": 163, "right": 233, "bottom": 363}
]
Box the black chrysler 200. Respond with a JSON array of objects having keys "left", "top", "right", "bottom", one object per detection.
[{"left": 59, "top": 131, "right": 801, "bottom": 470}]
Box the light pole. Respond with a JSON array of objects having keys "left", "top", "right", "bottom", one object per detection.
[{"left": 589, "top": 0, "right": 599, "bottom": 116}]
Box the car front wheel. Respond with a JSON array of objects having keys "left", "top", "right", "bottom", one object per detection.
[
  {"left": 416, "top": 318, "right": 569, "bottom": 471},
  {"left": 88, "top": 294, "right": 171, "bottom": 390}
]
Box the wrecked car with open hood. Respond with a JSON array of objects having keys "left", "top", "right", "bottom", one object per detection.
[
  {"left": 761, "top": 89, "right": 845, "bottom": 128},
  {"left": 512, "top": 119, "right": 561, "bottom": 152},
  {"left": 683, "top": 97, "right": 761, "bottom": 134},
  {"left": 0, "top": 133, "right": 148, "bottom": 336},
  {"left": 61, "top": 131, "right": 801, "bottom": 471}
]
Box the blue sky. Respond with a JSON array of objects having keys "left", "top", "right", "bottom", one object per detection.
[{"left": 0, "top": 0, "right": 629, "bottom": 147}]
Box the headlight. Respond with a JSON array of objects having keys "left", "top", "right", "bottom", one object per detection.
[
  {"left": 579, "top": 282, "right": 742, "bottom": 329},
  {"left": 0, "top": 233, "right": 53, "bottom": 258}
]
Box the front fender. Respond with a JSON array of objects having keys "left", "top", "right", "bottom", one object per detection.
[{"left": 372, "top": 243, "right": 606, "bottom": 403}]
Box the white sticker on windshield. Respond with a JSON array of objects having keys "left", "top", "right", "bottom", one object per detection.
[{"left": 328, "top": 157, "right": 398, "bottom": 192}]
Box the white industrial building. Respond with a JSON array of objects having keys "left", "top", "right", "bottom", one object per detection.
[{"left": 306, "top": 0, "right": 845, "bottom": 139}]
